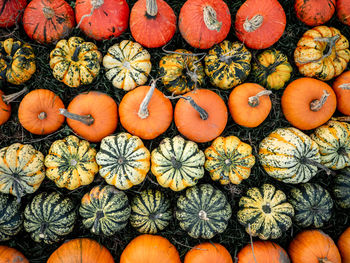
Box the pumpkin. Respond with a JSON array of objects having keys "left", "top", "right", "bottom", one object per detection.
[
  {"left": 337, "top": 0, "right": 350, "bottom": 26},
  {"left": 311, "top": 120, "right": 350, "bottom": 170},
  {"left": 0, "top": 38, "right": 36, "bottom": 85},
  {"left": 24, "top": 192, "right": 76, "bottom": 244},
  {"left": 18, "top": 89, "right": 65, "bottom": 135},
  {"left": 22, "top": 0, "right": 75, "bottom": 44},
  {"left": 75, "top": 0, "right": 129, "bottom": 41},
  {"left": 47, "top": 238, "right": 114, "bottom": 263},
  {"left": 204, "top": 40, "right": 252, "bottom": 90},
  {"left": 130, "top": 189, "right": 171, "bottom": 234},
  {"left": 103, "top": 40, "right": 151, "bottom": 91},
  {"left": 289, "top": 183, "right": 333, "bottom": 228},
  {"left": 96, "top": 133, "right": 150, "bottom": 190},
  {"left": 184, "top": 243, "right": 233, "bottom": 263},
  {"left": 178, "top": 0, "right": 231, "bottom": 49},
  {"left": 119, "top": 82, "right": 173, "bottom": 140},
  {"left": 289, "top": 230, "right": 341, "bottom": 263},
  {"left": 259, "top": 127, "right": 321, "bottom": 184},
  {"left": 174, "top": 89, "right": 228, "bottom": 143},
  {"left": 294, "top": 26, "right": 350, "bottom": 81},
  {"left": 0, "top": 193, "right": 23, "bottom": 241},
  {"left": 338, "top": 227, "right": 350, "bottom": 263},
  {"left": 44, "top": 135, "right": 98, "bottom": 190},
  {"left": 60, "top": 91, "right": 118, "bottom": 142},
  {"left": 237, "top": 241, "right": 290, "bottom": 263},
  {"left": 204, "top": 136, "right": 255, "bottom": 185},
  {"left": 332, "top": 71, "right": 350, "bottom": 115},
  {"left": 79, "top": 185, "right": 131, "bottom": 236},
  {"left": 176, "top": 184, "right": 232, "bottom": 239},
  {"left": 49, "top": 36, "right": 102, "bottom": 88},
  {"left": 251, "top": 49, "right": 292, "bottom": 90},
  {"left": 130, "top": 0, "right": 176, "bottom": 48},
  {"left": 120, "top": 234, "right": 181, "bottom": 263},
  {"left": 0, "top": 246, "right": 28, "bottom": 263},
  {"left": 281, "top": 78, "right": 337, "bottom": 130},
  {"left": 238, "top": 184, "right": 294, "bottom": 240},
  {"left": 0, "top": 0, "right": 27, "bottom": 28},
  {"left": 294, "top": 0, "right": 335, "bottom": 26},
  {"left": 333, "top": 167, "right": 350, "bottom": 209},
  {"left": 0, "top": 143, "right": 45, "bottom": 201},
  {"left": 228, "top": 83, "right": 272, "bottom": 128},
  {"left": 151, "top": 136, "right": 205, "bottom": 191},
  {"left": 235, "top": 0, "right": 286, "bottom": 50},
  {"left": 0, "top": 88, "right": 27, "bottom": 126},
  {"left": 159, "top": 49, "right": 205, "bottom": 95}
]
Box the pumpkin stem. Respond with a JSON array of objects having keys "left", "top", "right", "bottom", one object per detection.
[
  {"left": 339, "top": 83, "right": 350, "bottom": 90},
  {"left": 300, "top": 157, "right": 335, "bottom": 176},
  {"left": 146, "top": 0, "right": 158, "bottom": 17},
  {"left": 319, "top": 259, "right": 333, "bottom": 263},
  {"left": 59, "top": 108, "right": 94, "bottom": 126},
  {"left": 203, "top": 5, "right": 222, "bottom": 32},
  {"left": 198, "top": 210, "right": 209, "bottom": 221},
  {"left": 38, "top": 112, "right": 47, "bottom": 120},
  {"left": 39, "top": 222, "right": 48, "bottom": 239},
  {"left": 248, "top": 90, "right": 272, "bottom": 107},
  {"left": 331, "top": 116, "right": 350, "bottom": 122},
  {"left": 310, "top": 90, "right": 330, "bottom": 112},
  {"left": 92, "top": 210, "right": 104, "bottom": 234},
  {"left": 138, "top": 80, "right": 157, "bottom": 119},
  {"left": 71, "top": 45, "right": 81, "bottom": 62},
  {"left": 2, "top": 87, "right": 27, "bottom": 104},
  {"left": 166, "top": 95, "right": 208, "bottom": 120},
  {"left": 76, "top": 0, "right": 104, "bottom": 29},
  {"left": 42, "top": 6, "right": 55, "bottom": 19},
  {"left": 243, "top": 15, "right": 264, "bottom": 32}
]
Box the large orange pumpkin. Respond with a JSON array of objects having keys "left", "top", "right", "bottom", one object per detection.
[
  {"left": 235, "top": 0, "right": 286, "bottom": 50},
  {"left": 337, "top": 0, "right": 350, "bottom": 26},
  {"left": 294, "top": 0, "right": 335, "bottom": 26},
  {"left": 338, "top": 227, "right": 350, "bottom": 263},
  {"left": 332, "top": 71, "right": 350, "bottom": 116},
  {"left": 0, "top": 0, "right": 27, "bottom": 28},
  {"left": 0, "top": 246, "right": 29, "bottom": 263},
  {"left": 0, "top": 88, "right": 27, "bottom": 126},
  {"left": 184, "top": 243, "right": 233, "bottom": 263},
  {"left": 281, "top": 77, "right": 337, "bottom": 130}
]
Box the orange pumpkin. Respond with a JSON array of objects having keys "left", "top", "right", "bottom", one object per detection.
[
  {"left": 281, "top": 77, "right": 337, "bottom": 130},
  {"left": 294, "top": 0, "right": 335, "bottom": 26},
  {"left": 184, "top": 243, "right": 233, "bottom": 263},
  {"left": 61, "top": 91, "right": 118, "bottom": 142},
  {"left": 174, "top": 89, "right": 228, "bottom": 143},
  {"left": 47, "top": 238, "right": 114, "bottom": 263},
  {"left": 237, "top": 241, "right": 290, "bottom": 263},
  {"left": 0, "top": 88, "right": 27, "bottom": 126},
  {"left": 332, "top": 71, "right": 350, "bottom": 116},
  {"left": 338, "top": 227, "right": 350, "bottom": 263},
  {"left": 235, "top": 0, "right": 286, "bottom": 50},
  {"left": 337, "top": 0, "right": 350, "bottom": 26},
  {"left": 228, "top": 83, "right": 272, "bottom": 128},
  {"left": 119, "top": 83, "right": 173, "bottom": 140},
  {"left": 289, "top": 230, "right": 341, "bottom": 263},
  {"left": 18, "top": 89, "right": 65, "bottom": 135},
  {"left": 120, "top": 235, "right": 181, "bottom": 263},
  {"left": 0, "top": 0, "right": 27, "bottom": 28},
  {"left": 0, "top": 246, "right": 29, "bottom": 263}
]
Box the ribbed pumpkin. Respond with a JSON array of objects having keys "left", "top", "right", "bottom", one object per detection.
[
  {"left": 294, "top": 26, "right": 350, "bottom": 81},
  {"left": 259, "top": 127, "right": 321, "bottom": 184},
  {"left": 0, "top": 193, "right": 23, "bottom": 241},
  {"left": 337, "top": 0, "right": 350, "bottom": 26},
  {"left": 311, "top": 121, "right": 350, "bottom": 170},
  {"left": 79, "top": 185, "right": 131, "bottom": 236},
  {"left": 252, "top": 49, "right": 292, "bottom": 90},
  {"left": 0, "top": 0, "right": 27, "bottom": 28},
  {"left": 338, "top": 227, "right": 350, "bottom": 263},
  {"left": 176, "top": 184, "right": 232, "bottom": 239},
  {"left": 0, "top": 38, "right": 36, "bottom": 85},
  {"left": 0, "top": 143, "right": 45, "bottom": 201},
  {"left": 332, "top": 71, "right": 350, "bottom": 115},
  {"left": 151, "top": 136, "right": 205, "bottom": 191},
  {"left": 103, "top": 40, "right": 151, "bottom": 91},
  {"left": 289, "top": 183, "right": 333, "bottom": 228},
  {"left": 204, "top": 40, "right": 251, "bottom": 90},
  {"left": 294, "top": 0, "right": 335, "bottom": 26},
  {"left": 0, "top": 246, "right": 28, "bottom": 263},
  {"left": 130, "top": 189, "right": 171, "bottom": 234},
  {"left": 178, "top": 0, "right": 231, "bottom": 49},
  {"left": 24, "top": 192, "right": 76, "bottom": 244},
  {"left": 49, "top": 36, "right": 102, "bottom": 87},
  {"left": 0, "top": 88, "right": 27, "bottom": 126},
  {"left": 22, "top": 0, "right": 75, "bottom": 44},
  {"left": 44, "top": 135, "right": 98, "bottom": 190},
  {"left": 333, "top": 167, "right": 350, "bottom": 209},
  {"left": 204, "top": 136, "right": 255, "bottom": 185},
  {"left": 96, "top": 133, "right": 150, "bottom": 190},
  {"left": 184, "top": 243, "right": 233, "bottom": 263},
  {"left": 159, "top": 49, "right": 205, "bottom": 95}
]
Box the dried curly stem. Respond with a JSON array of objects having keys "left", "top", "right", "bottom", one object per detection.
[
  {"left": 310, "top": 90, "right": 330, "bottom": 112},
  {"left": 76, "top": 0, "right": 104, "bottom": 29},
  {"left": 248, "top": 224, "right": 258, "bottom": 263},
  {"left": 332, "top": 116, "right": 350, "bottom": 122},
  {"left": 243, "top": 15, "right": 263, "bottom": 32},
  {"left": 248, "top": 90, "right": 272, "bottom": 107},
  {"left": 138, "top": 79, "right": 158, "bottom": 119},
  {"left": 146, "top": 0, "right": 158, "bottom": 17},
  {"left": 2, "top": 87, "right": 27, "bottom": 104},
  {"left": 59, "top": 108, "right": 94, "bottom": 126},
  {"left": 339, "top": 83, "right": 350, "bottom": 90},
  {"left": 203, "top": 5, "right": 222, "bottom": 31},
  {"left": 166, "top": 94, "right": 208, "bottom": 120}
]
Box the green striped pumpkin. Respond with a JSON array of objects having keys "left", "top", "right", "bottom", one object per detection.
[
  {"left": 24, "top": 192, "right": 76, "bottom": 244},
  {"left": 79, "top": 185, "right": 130, "bottom": 236},
  {"left": 289, "top": 183, "right": 333, "bottom": 228},
  {"left": 238, "top": 184, "right": 294, "bottom": 240},
  {"left": 333, "top": 167, "right": 350, "bottom": 209},
  {"left": 176, "top": 184, "right": 232, "bottom": 239},
  {"left": 0, "top": 193, "right": 23, "bottom": 241},
  {"left": 130, "top": 189, "right": 171, "bottom": 234}
]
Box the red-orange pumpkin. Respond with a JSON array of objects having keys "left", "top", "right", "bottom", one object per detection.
[
  {"left": 179, "top": 0, "right": 231, "bottom": 49},
  {"left": 337, "top": 0, "right": 350, "bottom": 26},
  {"left": 184, "top": 243, "right": 233, "bottom": 263},
  {"left": 0, "top": 0, "right": 27, "bottom": 28},
  {"left": 294, "top": 0, "right": 335, "bottom": 26},
  {"left": 0, "top": 88, "right": 27, "bottom": 126},
  {"left": 23, "top": 0, "right": 75, "bottom": 44},
  {"left": 333, "top": 71, "right": 350, "bottom": 116},
  {"left": 338, "top": 227, "right": 350, "bottom": 263},
  {"left": 0, "top": 246, "right": 29, "bottom": 263},
  {"left": 235, "top": 0, "right": 286, "bottom": 50}
]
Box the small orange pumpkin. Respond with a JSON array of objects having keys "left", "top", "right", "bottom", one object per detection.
[
  {"left": 184, "top": 243, "right": 233, "bottom": 263},
  {"left": 0, "top": 88, "right": 27, "bottom": 126},
  {"left": 18, "top": 89, "right": 65, "bottom": 135},
  {"left": 281, "top": 77, "right": 337, "bottom": 130},
  {"left": 338, "top": 227, "right": 350, "bottom": 263},
  {"left": 333, "top": 71, "right": 350, "bottom": 116},
  {"left": 174, "top": 89, "right": 228, "bottom": 143},
  {"left": 0, "top": 246, "right": 29, "bottom": 263},
  {"left": 337, "top": 0, "right": 350, "bottom": 26},
  {"left": 294, "top": 0, "right": 335, "bottom": 26},
  {"left": 228, "top": 83, "right": 272, "bottom": 128},
  {"left": 60, "top": 91, "right": 118, "bottom": 142}
]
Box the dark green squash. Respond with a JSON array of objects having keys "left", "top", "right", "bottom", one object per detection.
[
  {"left": 0, "top": 193, "right": 23, "bottom": 241},
  {"left": 333, "top": 167, "right": 350, "bottom": 209}
]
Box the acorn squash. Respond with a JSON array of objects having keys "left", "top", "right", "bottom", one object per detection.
[{"left": 0, "top": 193, "right": 23, "bottom": 241}]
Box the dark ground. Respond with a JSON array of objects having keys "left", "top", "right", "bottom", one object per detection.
[{"left": 0, "top": 0, "right": 349, "bottom": 262}]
